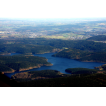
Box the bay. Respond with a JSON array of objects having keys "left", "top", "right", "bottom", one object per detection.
[{"left": 4, "top": 52, "right": 104, "bottom": 78}]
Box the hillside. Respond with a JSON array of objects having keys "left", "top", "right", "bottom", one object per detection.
[
  {"left": 0, "top": 44, "right": 57, "bottom": 55},
  {"left": 1, "top": 38, "right": 106, "bottom": 53},
  {"left": 11, "top": 70, "right": 67, "bottom": 82},
  {"left": 2, "top": 69, "right": 106, "bottom": 87},
  {"left": 0, "top": 55, "right": 52, "bottom": 73},
  {"left": 10, "top": 69, "right": 106, "bottom": 87},
  {"left": 87, "top": 35, "right": 106, "bottom": 41},
  {"left": 12, "top": 72, "right": 106, "bottom": 87},
  {"left": 52, "top": 48, "right": 106, "bottom": 63},
  {"left": 0, "top": 70, "right": 106, "bottom": 87},
  {"left": 0, "top": 72, "right": 21, "bottom": 87}
]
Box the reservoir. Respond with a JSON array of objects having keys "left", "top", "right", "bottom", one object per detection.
[{"left": 4, "top": 53, "right": 104, "bottom": 78}]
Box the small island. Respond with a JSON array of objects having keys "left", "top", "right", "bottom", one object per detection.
[{"left": 65, "top": 68, "right": 97, "bottom": 74}]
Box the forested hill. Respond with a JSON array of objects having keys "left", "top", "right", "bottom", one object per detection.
[
  {"left": 86, "top": 35, "right": 106, "bottom": 41},
  {"left": 1, "top": 38, "right": 106, "bottom": 53},
  {"left": 0, "top": 44, "right": 57, "bottom": 55},
  {"left": 0, "top": 55, "right": 52, "bottom": 73},
  {"left": 52, "top": 48, "right": 106, "bottom": 63}
]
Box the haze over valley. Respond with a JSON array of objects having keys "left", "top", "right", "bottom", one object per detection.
[{"left": 0, "top": 18, "right": 106, "bottom": 40}]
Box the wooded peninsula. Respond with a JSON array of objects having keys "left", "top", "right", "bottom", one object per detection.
[{"left": 0, "top": 55, "right": 52, "bottom": 73}]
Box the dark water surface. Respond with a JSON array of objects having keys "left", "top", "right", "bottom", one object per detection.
[{"left": 4, "top": 53, "right": 104, "bottom": 78}]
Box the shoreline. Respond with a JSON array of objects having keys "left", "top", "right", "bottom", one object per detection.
[
  {"left": 81, "top": 60, "right": 106, "bottom": 63},
  {"left": 11, "top": 70, "right": 65, "bottom": 80},
  {"left": 53, "top": 55, "right": 106, "bottom": 63},
  {"left": 0, "top": 48, "right": 61, "bottom": 56},
  {"left": 3, "top": 63, "right": 53, "bottom": 74},
  {"left": 2, "top": 69, "right": 15, "bottom": 74},
  {"left": 19, "top": 63, "right": 53, "bottom": 72}
]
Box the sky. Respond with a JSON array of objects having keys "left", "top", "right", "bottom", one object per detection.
[
  {"left": 0, "top": 17, "right": 106, "bottom": 22},
  {"left": 0, "top": 17, "right": 106, "bottom": 20}
]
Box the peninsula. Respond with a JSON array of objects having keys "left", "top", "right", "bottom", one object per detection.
[{"left": 0, "top": 55, "right": 52, "bottom": 73}]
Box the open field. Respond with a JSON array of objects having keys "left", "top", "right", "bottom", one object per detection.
[
  {"left": 0, "top": 18, "right": 106, "bottom": 40},
  {"left": 42, "top": 35, "right": 66, "bottom": 39}
]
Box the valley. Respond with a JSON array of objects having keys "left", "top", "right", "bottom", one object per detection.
[
  {"left": 1, "top": 18, "right": 106, "bottom": 87},
  {"left": 0, "top": 18, "right": 106, "bottom": 40}
]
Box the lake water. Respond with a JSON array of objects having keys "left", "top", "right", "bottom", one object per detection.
[{"left": 4, "top": 53, "right": 104, "bottom": 78}]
